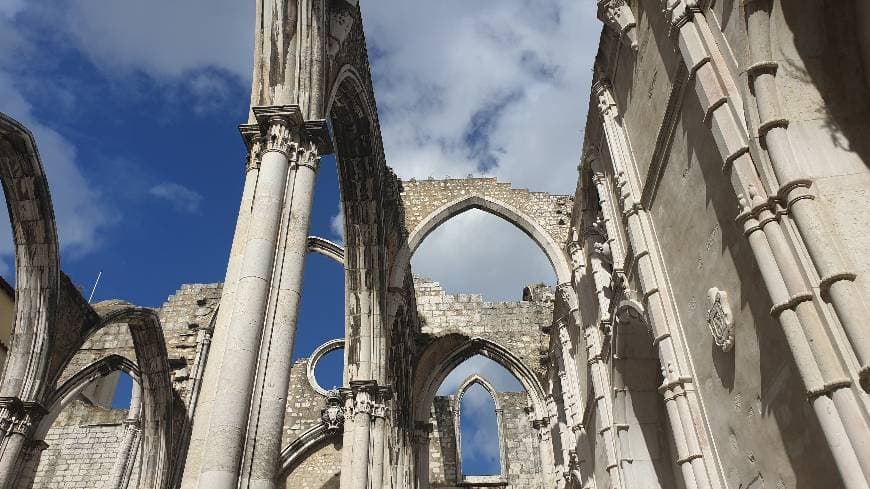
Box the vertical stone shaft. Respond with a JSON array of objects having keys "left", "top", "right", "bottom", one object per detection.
[
  {"left": 107, "top": 382, "right": 142, "bottom": 489},
  {"left": 596, "top": 80, "right": 717, "bottom": 489},
  {"left": 181, "top": 126, "right": 262, "bottom": 489},
  {"left": 339, "top": 393, "right": 356, "bottom": 489},
  {"left": 585, "top": 326, "right": 623, "bottom": 489},
  {"left": 413, "top": 426, "right": 430, "bottom": 489},
  {"left": 245, "top": 137, "right": 322, "bottom": 489},
  {"left": 370, "top": 408, "right": 387, "bottom": 489},
  {"left": 196, "top": 111, "right": 298, "bottom": 489},
  {"left": 655, "top": 2, "right": 870, "bottom": 483},
  {"left": 350, "top": 386, "right": 373, "bottom": 489}
]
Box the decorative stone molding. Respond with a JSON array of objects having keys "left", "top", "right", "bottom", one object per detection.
[
  {"left": 252, "top": 105, "right": 304, "bottom": 156},
  {"left": 704, "top": 287, "right": 735, "bottom": 352},
  {"left": 597, "top": 0, "right": 638, "bottom": 51},
  {"left": 556, "top": 282, "right": 579, "bottom": 313},
  {"left": 307, "top": 338, "right": 345, "bottom": 395},
  {"left": 320, "top": 389, "right": 346, "bottom": 433},
  {"left": 662, "top": 0, "right": 702, "bottom": 33},
  {"left": 239, "top": 123, "right": 262, "bottom": 172}
]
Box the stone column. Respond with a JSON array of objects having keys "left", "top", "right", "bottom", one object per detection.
[
  {"left": 196, "top": 106, "right": 302, "bottom": 489},
  {"left": 339, "top": 389, "right": 356, "bottom": 489},
  {"left": 244, "top": 118, "right": 330, "bottom": 489},
  {"left": 533, "top": 418, "right": 558, "bottom": 489},
  {"left": 413, "top": 422, "right": 431, "bottom": 489},
  {"left": 370, "top": 389, "right": 392, "bottom": 489},
  {"left": 584, "top": 327, "right": 623, "bottom": 489},
  {"left": 347, "top": 380, "right": 377, "bottom": 489},
  {"left": 0, "top": 400, "right": 47, "bottom": 489},
  {"left": 181, "top": 123, "right": 263, "bottom": 489},
  {"left": 15, "top": 439, "right": 48, "bottom": 489},
  {"left": 106, "top": 382, "right": 142, "bottom": 489}
]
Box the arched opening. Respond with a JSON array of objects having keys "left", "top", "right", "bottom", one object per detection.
[
  {"left": 412, "top": 209, "right": 555, "bottom": 301},
  {"left": 310, "top": 341, "right": 345, "bottom": 395},
  {"left": 459, "top": 382, "right": 500, "bottom": 477},
  {"left": 0, "top": 180, "right": 14, "bottom": 378},
  {"left": 110, "top": 371, "right": 136, "bottom": 409},
  {"left": 31, "top": 356, "right": 144, "bottom": 489},
  {"left": 423, "top": 353, "right": 540, "bottom": 487},
  {"left": 612, "top": 304, "right": 680, "bottom": 489}
]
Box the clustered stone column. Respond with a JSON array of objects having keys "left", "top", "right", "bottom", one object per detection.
[
  {"left": 412, "top": 422, "right": 431, "bottom": 489},
  {"left": 0, "top": 399, "right": 47, "bottom": 488},
  {"left": 644, "top": 0, "right": 870, "bottom": 486},
  {"left": 593, "top": 80, "right": 717, "bottom": 489},
  {"left": 106, "top": 382, "right": 142, "bottom": 489},
  {"left": 583, "top": 324, "right": 624, "bottom": 489},
  {"left": 339, "top": 380, "right": 392, "bottom": 489},
  {"left": 193, "top": 105, "right": 332, "bottom": 489}
]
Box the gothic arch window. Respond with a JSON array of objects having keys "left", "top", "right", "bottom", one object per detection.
[
  {"left": 454, "top": 374, "right": 507, "bottom": 484},
  {"left": 412, "top": 208, "right": 556, "bottom": 301}
]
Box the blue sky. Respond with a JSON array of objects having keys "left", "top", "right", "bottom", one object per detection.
[{"left": 1, "top": 0, "right": 599, "bottom": 476}]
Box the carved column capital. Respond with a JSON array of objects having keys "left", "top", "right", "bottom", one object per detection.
[
  {"left": 253, "top": 105, "right": 304, "bottom": 156},
  {"left": 0, "top": 400, "right": 48, "bottom": 437},
  {"left": 597, "top": 0, "right": 639, "bottom": 51},
  {"left": 662, "top": 0, "right": 702, "bottom": 33},
  {"left": 239, "top": 123, "right": 263, "bottom": 172},
  {"left": 592, "top": 79, "right": 618, "bottom": 119}
]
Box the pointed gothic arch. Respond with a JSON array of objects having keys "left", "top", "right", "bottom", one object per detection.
[
  {"left": 0, "top": 113, "right": 61, "bottom": 402},
  {"left": 453, "top": 374, "right": 507, "bottom": 482},
  {"left": 389, "top": 194, "right": 572, "bottom": 292},
  {"left": 413, "top": 336, "right": 547, "bottom": 426},
  {"left": 48, "top": 302, "right": 177, "bottom": 489}
]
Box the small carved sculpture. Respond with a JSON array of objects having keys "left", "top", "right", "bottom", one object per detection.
[
  {"left": 705, "top": 287, "right": 735, "bottom": 352},
  {"left": 321, "top": 389, "right": 346, "bottom": 433}
]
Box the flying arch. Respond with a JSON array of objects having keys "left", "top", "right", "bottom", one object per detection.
[{"left": 0, "top": 113, "right": 61, "bottom": 402}]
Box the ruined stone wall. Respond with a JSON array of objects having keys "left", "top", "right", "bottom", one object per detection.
[
  {"left": 572, "top": 3, "right": 849, "bottom": 488},
  {"left": 282, "top": 357, "right": 329, "bottom": 446},
  {"left": 32, "top": 402, "right": 141, "bottom": 489},
  {"left": 400, "top": 177, "right": 572, "bottom": 248},
  {"left": 428, "top": 392, "right": 542, "bottom": 488},
  {"left": 413, "top": 277, "right": 552, "bottom": 385},
  {"left": 31, "top": 284, "right": 222, "bottom": 489},
  {"left": 282, "top": 441, "right": 342, "bottom": 489},
  {"left": 428, "top": 397, "right": 457, "bottom": 484}
]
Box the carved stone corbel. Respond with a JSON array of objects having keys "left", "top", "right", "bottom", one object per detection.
[{"left": 597, "top": 0, "right": 639, "bottom": 51}]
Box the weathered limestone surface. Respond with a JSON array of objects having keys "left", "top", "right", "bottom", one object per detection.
[
  {"left": 32, "top": 402, "right": 141, "bottom": 489},
  {"left": 401, "top": 177, "right": 572, "bottom": 249},
  {"left": 428, "top": 392, "right": 541, "bottom": 489},
  {"left": 414, "top": 278, "right": 552, "bottom": 384},
  {"left": 282, "top": 441, "right": 342, "bottom": 489},
  {"left": 5, "top": 1, "right": 870, "bottom": 489}
]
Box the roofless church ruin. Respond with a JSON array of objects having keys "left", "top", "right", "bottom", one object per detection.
[{"left": 2, "top": 0, "right": 870, "bottom": 488}]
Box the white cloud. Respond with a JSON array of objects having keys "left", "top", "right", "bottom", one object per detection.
[
  {"left": 149, "top": 182, "right": 204, "bottom": 214},
  {"left": 65, "top": 0, "right": 253, "bottom": 81},
  {"left": 0, "top": 73, "right": 117, "bottom": 265},
  {"left": 0, "top": 0, "right": 602, "bottom": 298},
  {"left": 361, "top": 0, "right": 600, "bottom": 194},
  {"left": 438, "top": 355, "right": 523, "bottom": 395},
  {"left": 330, "top": 204, "right": 345, "bottom": 242},
  {"left": 412, "top": 210, "right": 554, "bottom": 302}
]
